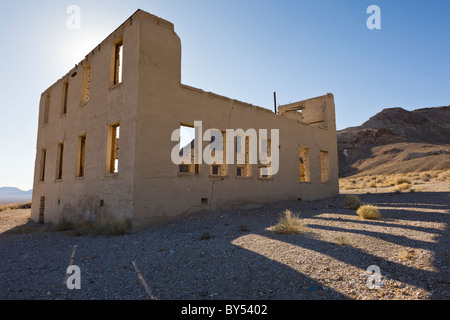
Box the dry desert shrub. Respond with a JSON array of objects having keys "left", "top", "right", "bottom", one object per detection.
[
  {"left": 51, "top": 219, "right": 75, "bottom": 232},
  {"left": 199, "top": 232, "right": 212, "bottom": 240},
  {"left": 400, "top": 249, "right": 417, "bottom": 261},
  {"left": 52, "top": 217, "right": 132, "bottom": 236},
  {"left": 271, "top": 210, "right": 307, "bottom": 234},
  {"left": 368, "top": 181, "right": 377, "bottom": 188},
  {"left": 375, "top": 177, "right": 385, "bottom": 184},
  {"left": 356, "top": 205, "right": 381, "bottom": 220},
  {"left": 420, "top": 172, "right": 431, "bottom": 181},
  {"left": 395, "top": 177, "right": 411, "bottom": 185},
  {"left": 437, "top": 170, "right": 449, "bottom": 181},
  {"left": 343, "top": 195, "right": 363, "bottom": 209},
  {"left": 239, "top": 225, "right": 249, "bottom": 232},
  {"left": 97, "top": 217, "right": 132, "bottom": 236},
  {"left": 396, "top": 182, "right": 412, "bottom": 191},
  {"left": 336, "top": 235, "right": 350, "bottom": 246}
]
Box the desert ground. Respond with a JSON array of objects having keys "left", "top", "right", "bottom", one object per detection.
[{"left": 0, "top": 172, "right": 448, "bottom": 300}]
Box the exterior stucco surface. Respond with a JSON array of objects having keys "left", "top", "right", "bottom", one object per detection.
[{"left": 31, "top": 10, "right": 338, "bottom": 229}]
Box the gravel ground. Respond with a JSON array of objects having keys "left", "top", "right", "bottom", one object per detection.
[{"left": 0, "top": 190, "right": 449, "bottom": 300}]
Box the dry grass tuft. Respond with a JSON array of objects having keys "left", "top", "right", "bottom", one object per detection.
[
  {"left": 270, "top": 210, "right": 308, "bottom": 234},
  {"left": 395, "top": 177, "right": 411, "bottom": 185},
  {"left": 437, "top": 171, "right": 449, "bottom": 181},
  {"left": 50, "top": 219, "right": 75, "bottom": 232},
  {"left": 368, "top": 181, "right": 377, "bottom": 188},
  {"left": 343, "top": 195, "right": 363, "bottom": 210},
  {"left": 239, "top": 225, "right": 249, "bottom": 232},
  {"left": 51, "top": 217, "right": 132, "bottom": 236},
  {"left": 336, "top": 235, "right": 350, "bottom": 246},
  {"left": 199, "top": 232, "right": 212, "bottom": 240},
  {"left": 396, "top": 182, "right": 412, "bottom": 191},
  {"left": 356, "top": 205, "right": 381, "bottom": 220},
  {"left": 400, "top": 249, "right": 416, "bottom": 261}
]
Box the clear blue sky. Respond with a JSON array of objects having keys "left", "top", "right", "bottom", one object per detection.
[{"left": 1, "top": 0, "right": 449, "bottom": 191}]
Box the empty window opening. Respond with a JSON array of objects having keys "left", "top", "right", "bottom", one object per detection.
[
  {"left": 107, "top": 124, "right": 120, "bottom": 174},
  {"left": 43, "top": 93, "right": 50, "bottom": 125},
  {"left": 179, "top": 164, "right": 189, "bottom": 173},
  {"left": 56, "top": 143, "right": 64, "bottom": 180},
  {"left": 208, "top": 130, "right": 227, "bottom": 176},
  {"left": 61, "top": 80, "right": 69, "bottom": 115},
  {"left": 39, "top": 196, "right": 45, "bottom": 224},
  {"left": 321, "top": 150, "right": 329, "bottom": 183},
  {"left": 77, "top": 135, "right": 86, "bottom": 177},
  {"left": 113, "top": 41, "right": 123, "bottom": 85},
  {"left": 259, "top": 166, "right": 271, "bottom": 179},
  {"left": 211, "top": 165, "right": 220, "bottom": 175},
  {"left": 299, "top": 146, "right": 311, "bottom": 182},
  {"left": 235, "top": 135, "right": 251, "bottom": 177},
  {"left": 81, "top": 62, "right": 91, "bottom": 104},
  {"left": 39, "top": 149, "right": 47, "bottom": 182},
  {"left": 259, "top": 138, "right": 272, "bottom": 179},
  {"left": 201, "top": 198, "right": 208, "bottom": 205},
  {"left": 260, "top": 138, "right": 271, "bottom": 157},
  {"left": 179, "top": 125, "right": 199, "bottom": 174}
]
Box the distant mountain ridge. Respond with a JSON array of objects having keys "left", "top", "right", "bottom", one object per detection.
[
  {"left": 0, "top": 187, "right": 33, "bottom": 204},
  {"left": 338, "top": 106, "right": 450, "bottom": 177}
]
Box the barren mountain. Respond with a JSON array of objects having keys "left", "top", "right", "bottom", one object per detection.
[
  {"left": 0, "top": 187, "right": 32, "bottom": 204},
  {"left": 338, "top": 106, "right": 450, "bottom": 177}
]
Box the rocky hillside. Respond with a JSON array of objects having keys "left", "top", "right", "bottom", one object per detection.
[{"left": 338, "top": 106, "right": 450, "bottom": 177}]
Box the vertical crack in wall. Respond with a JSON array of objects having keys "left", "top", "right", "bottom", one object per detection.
[
  {"left": 228, "top": 101, "right": 235, "bottom": 129},
  {"left": 209, "top": 180, "right": 216, "bottom": 210}
]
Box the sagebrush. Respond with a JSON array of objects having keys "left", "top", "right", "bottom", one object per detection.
[
  {"left": 356, "top": 205, "right": 381, "bottom": 220},
  {"left": 270, "top": 210, "right": 307, "bottom": 234},
  {"left": 343, "top": 195, "right": 363, "bottom": 209}
]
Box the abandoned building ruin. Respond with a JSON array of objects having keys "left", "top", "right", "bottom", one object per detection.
[{"left": 31, "top": 9, "right": 339, "bottom": 229}]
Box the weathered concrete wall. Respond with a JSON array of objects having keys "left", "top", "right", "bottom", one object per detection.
[
  {"left": 132, "top": 11, "right": 338, "bottom": 228},
  {"left": 31, "top": 10, "right": 338, "bottom": 229},
  {"left": 31, "top": 13, "right": 141, "bottom": 224}
]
